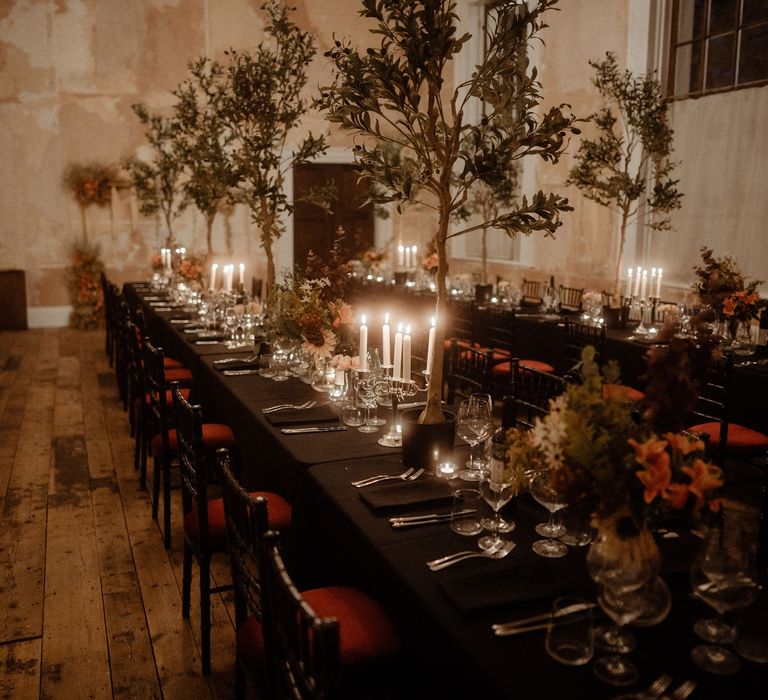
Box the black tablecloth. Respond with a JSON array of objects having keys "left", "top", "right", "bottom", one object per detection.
[{"left": 290, "top": 457, "right": 768, "bottom": 699}]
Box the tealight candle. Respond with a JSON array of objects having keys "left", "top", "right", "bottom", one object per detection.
[{"left": 438, "top": 462, "right": 457, "bottom": 478}]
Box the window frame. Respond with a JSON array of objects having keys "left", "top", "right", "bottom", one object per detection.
[{"left": 667, "top": 0, "right": 768, "bottom": 100}]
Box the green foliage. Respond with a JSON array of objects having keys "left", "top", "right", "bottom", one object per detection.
[
  {"left": 567, "top": 52, "right": 683, "bottom": 298},
  {"left": 214, "top": 0, "right": 330, "bottom": 297},
  {"left": 123, "top": 103, "right": 187, "bottom": 246},
  {"left": 172, "top": 58, "right": 239, "bottom": 255},
  {"left": 317, "top": 0, "right": 579, "bottom": 422}
]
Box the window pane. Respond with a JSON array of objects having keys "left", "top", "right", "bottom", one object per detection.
[
  {"left": 709, "top": 0, "right": 738, "bottom": 34},
  {"left": 674, "top": 41, "right": 705, "bottom": 94},
  {"left": 677, "top": 0, "right": 708, "bottom": 41},
  {"left": 706, "top": 32, "right": 736, "bottom": 88},
  {"left": 743, "top": 0, "right": 768, "bottom": 25},
  {"left": 738, "top": 23, "right": 768, "bottom": 83}
]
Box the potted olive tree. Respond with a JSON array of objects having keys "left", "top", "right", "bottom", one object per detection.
[
  {"left": 567, "top": 52, "right": 683, "bottom": 305},
  {"left": 172, "top": 58, "right": 238, "bottom": 261},
  {"left": 124, "top": 104, "right": 188, "bottom": 248},
  {"left": 215, "top": 0, "right": 331, "bottom": 304},
  {"left": 318, "top": 0, "right": 578, "bottom": 425}
]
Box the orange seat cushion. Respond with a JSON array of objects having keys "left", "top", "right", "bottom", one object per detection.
[
  {"left": 492, "top": 359, "right": 555, "bottom": 379},
  {"left": 603, "top": 384, "right": 645, "bottom": 403},
  {"left": 444, "top": 338, "right": 472, "bottom": 351},
  {"left": 164, "top": 356, "right": 185, "bottom": 370},
  {"left": 236, "top": 586, "right": 399, "bottom": 672},
  {"left": 165, "top": 368, "right": 193, "bottom": 383},
  {"left": 184, "top": 492, "right": 292, "bottom": 548},
  {"left": 152, "top": 423, "right": 236, "bottom": 454},
  {"left": 687, "top": 422, "right": 768, "bottom": 455}
]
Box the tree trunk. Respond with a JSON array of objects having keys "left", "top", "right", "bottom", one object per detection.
[
  {"left": 481, "top": 226, "right": 488, "bottom": 285},
  {"left": 163, "top": 210, "right": 174, "bottom": 249},
  {"left": 419, "top": 204, "right": 450, "bottom": 425},
  {"left": 612, "top": 207, "right": 630, "bottom": 303},
  {"left": 205, "top": 212, "right": 216, "bottom": 257}
]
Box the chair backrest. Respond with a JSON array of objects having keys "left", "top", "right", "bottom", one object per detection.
[
  {"left": 563, "top": 319, "right": 607, "bottom": 377},
  {"left": 483, "top": 306, "right": 516, "bottom": 357},
  {"left": 259, "top": 530, "right": 341, "bottom": 700},
  {"left": 143, "top": 338, "right": 172, "bottom": 452},
  {"left": 558, "top": 285, "right": 584, "bottom": 313},
  {"left": 521, "top": 278, "right": 546, "bottom": 306},
  {"left": 686, "top": 351, "right": 733, "bottom": 463},
  {"left": 218, "top": 448, "right": 269, "bottom": 629},
  {"left": 446, "top": 340, "right": 492, "bottom": 404},
  {"left": 506, "top": 360, "right": 567, "bottom": 430},
  {"left": 172, "top": 384, "right": 210, "bottom": 527},
  {"left": 446, "top": 298, "right": 475, "bottom": 343}
]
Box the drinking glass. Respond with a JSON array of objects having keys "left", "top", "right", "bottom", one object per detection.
[
  {"left": 529, "top": 470, "right": 567, "bottom": 558},
  {"left": 689, "top": 522, "right": 761, "bottom": 674},
  {"left": 366, "top": 350, "right": 386, "bottom": 425},
  {"left": 355, "top": 370, "right": 379, "bottom": 433},
  {"left": 477, "top": 465, "right": 517, "bottom": 551},
  {"left": 456, "top": 399, "right": 493, "bottom": 481},
  {"left": 545, "top": 596, "right": 594, "bottom": 666},
  {"left": 592, "top": 584, "right": 645, "bottom": 686}
]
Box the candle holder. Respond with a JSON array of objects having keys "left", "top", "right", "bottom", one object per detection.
[{"left": 371, "top": 368, "right": 426, "bottom": 447}]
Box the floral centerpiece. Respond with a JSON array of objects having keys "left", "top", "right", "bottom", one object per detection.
[
  {"left": 177, "top": 253, "right": 204, "bottom": 287},
  {"left": 693, "top": 247, "right": 765, "bottom": 320},
  {"left": 66, "top": 239, "right": 105, "bottom": 330},
  {"left": 504, "top": 346, "right": 722, "bottom": 544}
]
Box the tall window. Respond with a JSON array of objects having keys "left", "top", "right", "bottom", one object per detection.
[{"left": 669, "top": 0, "right": 768, "bottom": 98}]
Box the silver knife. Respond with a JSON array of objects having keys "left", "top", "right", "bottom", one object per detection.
[
  {"left": 492, "top": 602, "right": 596, "bottom": 635},
  {"left": 223, "top": 369, "right": 259, "bottom": 376},
  {"left": 389, "top": 509, "right": 475, "bottom": 525},
  {"left": 281, "top": 426, "right": 347, "bottom": 434},
  {"left": 195, "top": 340, "right": 222, "bottom": 345}
]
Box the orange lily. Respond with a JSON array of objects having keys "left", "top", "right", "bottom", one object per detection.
[{"left": 682, "top": 459, "right": 723, "bottom": 513}]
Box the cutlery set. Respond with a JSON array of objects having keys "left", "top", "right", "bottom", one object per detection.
[
  {"left": 262, "top": 400, "right": 316, "bottom": 413},
  {"left": 492, "top": 601, "right": 597, "bottom": 637},
  {"left": 214, "top": 354, "right": 259, "bottom": 365},
  {"left": 351, "top": 467, "right": 425, "bottom": 488},
  {"left": 281, "top": 426, "right": 347, "bottom": 434},
  {"left": 389, "top": 509, "right": 476, "bottom": 528},
  {"left": 426, "top": 540, "right": 516, "bottom": 571}
]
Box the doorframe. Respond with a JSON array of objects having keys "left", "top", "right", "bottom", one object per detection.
[{"left": 278, "top": 147, "right": 392, "bottom": 284}]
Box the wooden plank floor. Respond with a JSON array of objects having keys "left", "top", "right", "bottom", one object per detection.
[{"left": 0, "top": 329, "right": 235, "bottom": 699}]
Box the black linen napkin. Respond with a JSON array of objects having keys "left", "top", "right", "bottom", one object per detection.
[
  {"left": 214, "top": 359, "right": 260, "bottom": 372},
  {"left": 438, "top": 558, "right": 592, "bottom": 613},
  {"left": 359, "top": 478, "right": 453, "bottom": 514},
  {"left": 263, "top": 404, "right": 339, "bottom": 427}
]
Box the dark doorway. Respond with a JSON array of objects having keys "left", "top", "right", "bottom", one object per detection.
[{"left": 293, "top": 163, "right": 374, "bottom": 268}]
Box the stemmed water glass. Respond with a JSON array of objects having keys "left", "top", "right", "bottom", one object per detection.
[
  {"left": 689, "top": 521, "right": 761, "bottom": 674},
  {"left": 366, "top": 350, "right": 387, "bottom": 426},
  {"left": 477, "top": 462, "right": 518, "bottom": 551},
  {"left": 456, "top": 399, "right": 493, "bottom": 481},
  {"left": 355, "top": 370, "right": 379, "bottom": 433},
  {"left": 529, "top": 470, "right": 568, "bottom": 558}
]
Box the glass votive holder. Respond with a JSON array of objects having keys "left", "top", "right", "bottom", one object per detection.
[{"left": 437, "top": 462, "right": 458, "bottom": 479}]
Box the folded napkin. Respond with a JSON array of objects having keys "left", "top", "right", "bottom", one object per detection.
[
  {"left": 191, "top": 332, "right": 225, "bottom": 343},
  {"left": 263, "top": 404, "right": 339, "bottom": 427},
  {"left": 359, "top": 478, "right": 453, "bottom": 514},
  {"left": 439, "top": 558, "right": 592, "bottom": 613},
  {"left": 214, "top": 360, "right": 260, "bottom": 372}
]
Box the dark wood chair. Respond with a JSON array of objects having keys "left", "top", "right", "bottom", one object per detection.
[
  {"left": 144, "top": 339, "right": 233, "bottom": 548},
  {"left": 258, "top": 531, "right": 401, "bottom": 699},
  {"left": 446, "top": 340, "right": 493, "bottom": 404},
  {"left": 505, "top": 359, "right": 568, "bottom": 430},
  {"left": 218, "top": 448, "right": 292, "bottom": 697},
  {"left": 558, "top": 285, "right": 584, "bottom": 313},
  {"left": 521, "top": 278, "right": 546, "bottom": 306}
]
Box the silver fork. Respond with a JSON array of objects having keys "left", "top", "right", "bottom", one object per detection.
[
  {"left": 643, "top": 673, "right": 673, "bottom": 698},
  {"left": 428, "top": 541, "right": 516, "bottom": 571},
  {"left": 214, "top": 354, "right": 259, "bottom": 365},
  {"left": 670, "top": 680, "right": 696, "bottom": 700},
  {"left": 262, "top": 400, "right": 316, "bottom": 414},
  {"left": 351, "top": 467, "right": 424, "bottom": 488}
]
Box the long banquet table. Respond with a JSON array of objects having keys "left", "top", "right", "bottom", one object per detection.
[{"left": 126, "top": 283, "right": 768, "bottom": 699}]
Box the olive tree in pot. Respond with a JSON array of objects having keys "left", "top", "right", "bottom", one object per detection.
[
  {"left": 318, "top": 0, "right": 579, "bottom": 424},
  {"left": 214, "top": 0, "right": 332, "bottom": 305},
  {"left": 566, "top": 51, "right": 683, "bottom": 305}
]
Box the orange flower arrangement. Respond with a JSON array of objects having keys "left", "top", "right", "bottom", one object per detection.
[{"left": 722, "top": 289, "right": 763, "bottom": 323}]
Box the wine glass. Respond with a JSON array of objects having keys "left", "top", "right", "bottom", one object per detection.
[
  {"left": 366, "top": 350, "right": 387, "bottom": 425},
  {"left": 355, "top": 370, "right": 379, "bottom": 433},
  {"left": 592, "top": 584, "right": 646, "bottom": 686},
  {"left": 456, "top": 399, "right": 493, "bottom": 481},
  {"left": 529, "top": 470, "right": 567, "bottom": 558},
  {"left": 477, "top": 463, "right": 518, "bottom": 551},
  {"left": 689, "top": 521, "right": 761, "bottom": 674}
]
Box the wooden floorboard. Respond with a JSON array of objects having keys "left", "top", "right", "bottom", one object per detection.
[{"left": 0, "top": 330, "right": 236, "bottom": 699}]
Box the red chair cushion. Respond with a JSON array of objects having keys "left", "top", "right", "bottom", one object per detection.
[
  {"left": 687, "top": 422, "right": 768, "bottom": 455},
  {"left": 184, "top": 492, "right": 292, "bottom": 549},
  {"left": 492, "top": 359, "right": 555, "bottom": 379},
  {"left": 151, "top": 423, "right": 236, "bottom": 454},
  {"left": 444, "top": 338, "right": 472, "bottom": 351},
  {"left": 163, "top": 356, "right": 185, "bottom": 370},
  {"left": 165, "top": 368, "right": 193, "bottom": 383},
  {"left": 236, "top": 586, "right": 399, "bottom": 673},
  {"left": 604, "top": 384, "right": 645, "bottom": 403}
]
